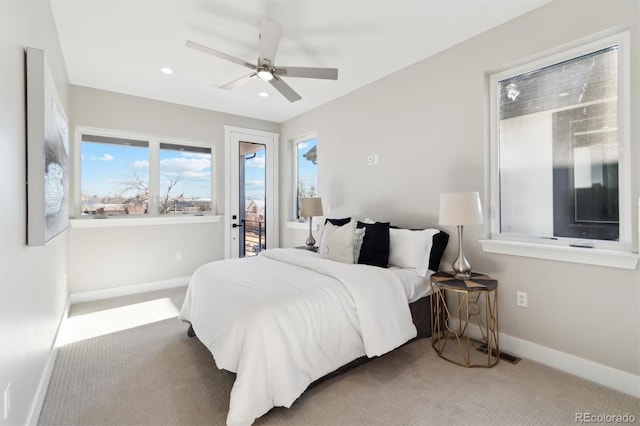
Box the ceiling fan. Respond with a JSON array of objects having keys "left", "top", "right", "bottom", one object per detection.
[{"left": 186, "top": 19, "right": 338, "bottom": 102}]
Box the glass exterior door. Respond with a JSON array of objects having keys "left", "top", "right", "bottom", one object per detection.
[
  {"left": 225, "top": 126, "right": 278, "bottom": 259},
  {"left": 239, "top": 142, "right": 266, "bottom": 257}
]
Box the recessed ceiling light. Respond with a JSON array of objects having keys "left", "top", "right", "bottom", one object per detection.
[
  {"left": 160, "top": 67, "right": 174, "bottom": 75},
  {"left": 258, "top": 92, "right": 269, "bottom": 98}
]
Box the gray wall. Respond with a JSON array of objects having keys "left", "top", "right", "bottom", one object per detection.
[
  {"left": 0, "top": 0, "right": 70, "bottom": 424},
  {"left": 2, "top": 3, "right": 637, "bottom": 423},
  {"left": 280, "top": 0, "right": 640, "bottom": 376},
  {"left": 69, "top": 86, "right": 280, "bottom": 293}
]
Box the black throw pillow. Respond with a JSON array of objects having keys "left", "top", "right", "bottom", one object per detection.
[
  {"left": 325, "top": 217, "right": 351, "bottom": 226},
  {"left": 356, "top": 221, "right": 390, "bottom": 268},
  {"left": 429, "top": 231, "right": 449, "bottom": 272}
]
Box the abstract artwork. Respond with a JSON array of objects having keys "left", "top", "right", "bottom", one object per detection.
[{"left": 26, "top": 47, "right": 69, "bottom": 246}]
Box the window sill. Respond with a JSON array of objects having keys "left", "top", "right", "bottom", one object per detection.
[
  {"left": 479, "top": 239, "right": 639, "bottom": 270},
  {"left": 70, "top": 215, "right": 222, "bottom": 229},
  {"left": 285, "top": 221, "right": 319, "bottom": 231}
]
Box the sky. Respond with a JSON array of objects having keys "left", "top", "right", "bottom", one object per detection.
[
  {"left": 296, "top": 138, "right": 318, "bottom": 197},
  {"left": 81, "top": 137, "right": 316, "bottom": 205},
  {"left": 81, "top": 142, "right": 212, "bottom": 200},
  {"left": 244, "top": 148, "right": 266, "bottom": 201},
  {"left": 243, "top": 138, "right": 317, "bottom": 201}
]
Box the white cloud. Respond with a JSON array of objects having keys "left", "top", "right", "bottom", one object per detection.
[
  {"left": 133, "top": 160, "right": 149, "bottom": 169},
  {"left": 245, "top": 180, "right": 265, "bottom": 189},
  {"left": 297, "top": 142, "right": 309, "bottom": 150},
  {"left": 160, "top": 157, "right": 210, "bottom": 173},
  {"left": 180, "top": 152, "right": 210, "bottom": 159},
  {"left": 165, "top": 170, "right": 211, "bottom": 179},
  {"left": 88, "top": 153, "right": 114, "bottom": 161},
  {"left": 245, "top": 156, "right": 265, "bottom": 168}
]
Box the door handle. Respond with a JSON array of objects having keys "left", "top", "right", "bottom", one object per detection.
[{"left": 232, "top": 222, "right": 243, "bottom": 228}]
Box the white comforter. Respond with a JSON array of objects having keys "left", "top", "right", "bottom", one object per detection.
[{"left": 179, "top": 248, "right": 416, "bottom": 425}]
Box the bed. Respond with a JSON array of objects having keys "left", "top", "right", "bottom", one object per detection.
[{"left": 179, "top": 220, "right": 448, "bottom": 425}]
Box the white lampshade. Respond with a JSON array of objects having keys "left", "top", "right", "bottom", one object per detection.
[
  {"left": 439, "top": 192, "right": 483, "bottom": 226},
  {"left": 300, "top": 197, "right": 323, "bottom": 218}
]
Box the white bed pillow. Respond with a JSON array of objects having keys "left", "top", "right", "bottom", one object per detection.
[
  {"left": 388, "top": 228, "right": 440, "bottom": 276},
  {"left": 318, "top": 220, "right": 355, "bottom": 264}
]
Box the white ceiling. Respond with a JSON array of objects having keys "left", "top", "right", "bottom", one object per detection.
[{"left": 50, "top": 0, "right": 552, "bottom": 123}]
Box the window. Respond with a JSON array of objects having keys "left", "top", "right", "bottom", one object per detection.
[
  {"left": 79, "top": 130, "right": 213, "bottom": 217},
  {"left": 159, "top": 143, "right": 212, "bottom": 214},
  {"left": 293, "top": 134, "right": 318, "bottom": 219},
  {"left": 487, "top": 32, "right": 631, "bottom": 253}
]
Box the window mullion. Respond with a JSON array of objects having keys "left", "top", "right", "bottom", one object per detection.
[
  {"left": 292, "top": 140, "right": 299, "bottom": 220},
  {"left": 148, "top": 139, "right": 160, "bottom": 216}
]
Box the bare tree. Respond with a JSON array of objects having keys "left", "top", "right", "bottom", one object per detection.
[
  {"left": 118, "top": 170, "right": 150, "bottom": 213},
  {"left": 298, "top": 181, "right": 317, "bottom": 198},
  {"left": 160, "top": 171, "right": 183, "bottom": 213},
  {"left": 118, "top": 168, "right": 189, "bottom": 214}
]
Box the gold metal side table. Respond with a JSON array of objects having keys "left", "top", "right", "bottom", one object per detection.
[{"left": 430, "top": 271, "right": 499, "bottom": 368}]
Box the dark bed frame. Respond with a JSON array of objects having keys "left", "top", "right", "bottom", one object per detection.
[{"left": 409, "top": 293, "right": 433, "bottom": 339}]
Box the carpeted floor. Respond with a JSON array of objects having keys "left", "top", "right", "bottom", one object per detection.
[{"left": 38, "top": 286, "right": 639, "bottom": 426}]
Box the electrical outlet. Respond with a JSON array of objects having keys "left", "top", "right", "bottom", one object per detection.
[
  {"left": 176, "top": 252, "right": 183, "bottom": 261},
  {"left": 367, "top": 155, "right": 373, "bottom": 166},
  {"left": 373, "top": 154, "right": 379, "bottom": 165},
  {"left": 516, "top": 291, "right": 528, "bottom": 308},
  {"left": 4, "top": 382, "right": 11, "bottom": 421}
]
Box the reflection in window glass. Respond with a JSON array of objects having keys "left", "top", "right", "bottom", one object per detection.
[
  {"left": 296, "top": 138, "right": 318, "bottom": 219},
  {"left": 497, "top": 46, "right": 620, "bottom": 242}
]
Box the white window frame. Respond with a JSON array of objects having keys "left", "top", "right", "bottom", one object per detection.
[
  {"left": 73, "top": 126, "right": 217, "bottom": 221},
  {"left": 292, "top": 131, "right": 319, "bottom": 221},
  {"left": 481, "top": 31, "right": 638, "bottom": 269}
]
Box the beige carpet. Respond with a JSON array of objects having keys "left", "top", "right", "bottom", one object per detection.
[{"left": 38, "top": 287, "right": 639, "bottom": 426}]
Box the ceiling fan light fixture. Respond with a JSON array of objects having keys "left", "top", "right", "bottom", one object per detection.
[
  {"left": 185, "top": 18, "right": 338, "bottom": 102},
  {"left": 256, "top": 69, "right": 274, "bottom": 81}
]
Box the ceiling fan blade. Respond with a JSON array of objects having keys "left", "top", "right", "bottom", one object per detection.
[
  {"left": 220, "top": 73, "right": 256, "bottom": 90},
  {"left": 274, "top": 67, "right": 338, "bottom": 80},
  {"left": 269, "top": 76, "right": 302, "bottom": 102},
  {"left": 186, "top": 40, "right": 256, "bottom": 70},
  {"left": 259, "top": 19, "right": 282, "bottom": 64}
]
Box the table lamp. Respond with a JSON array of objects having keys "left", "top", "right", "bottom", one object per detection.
[
  {"left": 300, "top": 197, "right": 323, "bottom": 250},
  {"left": 439, "top": 191, "right": 483, "bottom": 279}
]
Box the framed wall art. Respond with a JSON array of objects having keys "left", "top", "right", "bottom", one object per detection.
[{"left": 26, "top": 47, "right": 69, "bottom": 246}]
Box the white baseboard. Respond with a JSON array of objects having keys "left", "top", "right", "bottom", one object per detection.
[
  {"left": 499, "top": 333, "right": 640, "bottom": 399},
  {"left": 28, "top": 282, "right": 639, "bottom": 426},
  {"left": 69, "top": 276, "right": 190, "bottom": 304},
  {"left": 458, "top": 320, "right": 640, "bottom": 398},
  {"left": 27, "top": 297, "right": 71, "bottom": 426}
]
